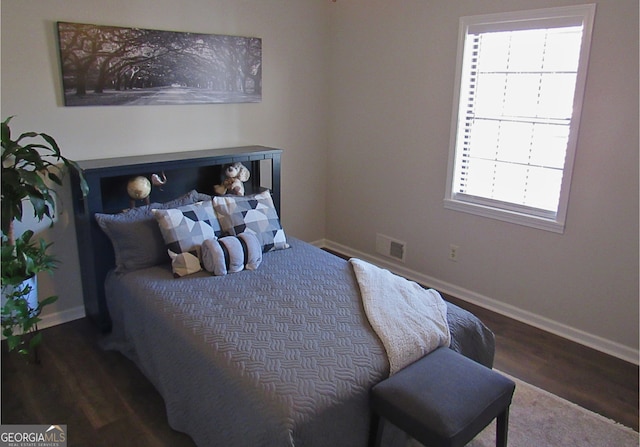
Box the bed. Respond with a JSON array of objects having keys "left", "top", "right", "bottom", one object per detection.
[{"left": 71, "top": 146, "right": 495, "bottom": 447}]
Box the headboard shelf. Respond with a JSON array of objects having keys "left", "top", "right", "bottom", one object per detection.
[
  {"left": 76, "top": 145, "right": 278, "bottom": 171},
  {"left": 70, "top": 145, "right": 282, "bottom": 331}
]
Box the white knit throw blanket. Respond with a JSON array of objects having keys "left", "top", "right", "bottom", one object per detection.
[{"left": 349, "top": 258, "right": 451, "bottom": 375}]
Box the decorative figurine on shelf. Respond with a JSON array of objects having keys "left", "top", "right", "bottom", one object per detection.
[
  {"left": 214, "top": 162, "right": 250, "bottom": 196},
  {"left": 127, "top": 176, "right": 152, "bottom": 208},
  {"left": 151, "top": 171, "right": 168, "bottom": 190}
]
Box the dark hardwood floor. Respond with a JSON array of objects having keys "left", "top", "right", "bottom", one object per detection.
[
  {"left": 2, "top": 318, "right": 196, "bottom": 447},
  {"left": 2, "top": 298, "right": 638, "bottom": 446},
  {"left": 443, "top": 294, "right": 639, "bottom": 432}
]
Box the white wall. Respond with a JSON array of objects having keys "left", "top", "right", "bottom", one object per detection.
[
  {"left": 1, "top": 0, "right": 330, "bottom": 322},
  {"left": 2, "top": 0, "right": 637, "bottom": 362},
  {"left": 327, "top": 0, "right": 639, "bottom": 361}
]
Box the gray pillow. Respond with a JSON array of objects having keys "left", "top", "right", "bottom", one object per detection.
[{"left": 95, "top": 190, "right": 204, "bottom": 273}]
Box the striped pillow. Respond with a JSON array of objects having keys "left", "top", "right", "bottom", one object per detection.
[{"left": 201, "top": 232, "right": 262, "bottom": 276}]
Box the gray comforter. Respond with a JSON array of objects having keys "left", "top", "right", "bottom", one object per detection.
[{"left": 103, "top": 238, "right": 494, "bottom": 447}]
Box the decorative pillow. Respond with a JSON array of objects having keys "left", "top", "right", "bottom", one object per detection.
[
  {"left": 152, "top": 200, "right": 222, "bottom": 256},
  {"left": 201, "top": 232, "right": 262, "bottom": 276},
  {"left": 194, "top": 192, "right": 213, "bottom": 202},
  {"left": 212, "top": 190, "right": 289, "bottom": 252},
  {"left": 168, "top": 250, "right": 202, "bottom": 277},
  {"left": 95, "top": 190, "right": 205, "bottom": 273},
  {"left": 163, "top": 190, "right": 210, "bottom": 208}
]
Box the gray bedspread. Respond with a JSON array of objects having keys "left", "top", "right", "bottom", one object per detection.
[{"left": 103, "top": 238, "right": 494, "bottom": 447}]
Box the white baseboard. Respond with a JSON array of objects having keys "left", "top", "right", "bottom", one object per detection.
[
  {"left": 1, "top": 305, "right": 85, "bottom": 341},
  {"left": 319, "top": 238, "right": 639, "bottom": 365},
  {"left": 39, "top": 305, "right": 86, "bottom": 330}
]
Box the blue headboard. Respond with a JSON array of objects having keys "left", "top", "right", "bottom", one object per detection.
[{"left": 70, "top": 146, "right": 282, "bottom": 331}]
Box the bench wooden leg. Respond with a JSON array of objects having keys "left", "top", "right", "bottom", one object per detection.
[{"left": 496, "top": 406, "right": 510, "bottom": 447}]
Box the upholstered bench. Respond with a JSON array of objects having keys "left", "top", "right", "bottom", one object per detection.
[{"left": 370, "top": 347, "right": 516, "bottom": 447}]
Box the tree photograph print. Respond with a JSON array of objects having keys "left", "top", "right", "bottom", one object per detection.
[{"left": 57, "top": 22, "right": 262, "bottom": 106}]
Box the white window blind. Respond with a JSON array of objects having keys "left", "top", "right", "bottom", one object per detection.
[{"left": 445, "top": 5, "right": 596, "bottom": 233}]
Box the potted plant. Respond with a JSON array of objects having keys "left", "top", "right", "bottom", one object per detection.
[{"left": 1, "top": 116, "right": 88, "bottom": 361}]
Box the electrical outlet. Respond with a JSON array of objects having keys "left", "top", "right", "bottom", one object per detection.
[{"left": 449, "top": 244, "right": 459, "bottom": 262}]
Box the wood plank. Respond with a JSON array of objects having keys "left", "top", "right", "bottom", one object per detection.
[
  {"left": 444, "top": 294, "right": 639, "bottom": 431},
  {"left": 2, "top": 299, "right": 637, "bottom": 446}
]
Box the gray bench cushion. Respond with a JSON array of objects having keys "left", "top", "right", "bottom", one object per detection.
[{"left": 371, "top": 347, "right": 515, "bottom": 447}]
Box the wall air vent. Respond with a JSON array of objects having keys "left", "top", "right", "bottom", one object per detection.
[{"left": 375, "top": 233, "right": 406, "bottom": 263}]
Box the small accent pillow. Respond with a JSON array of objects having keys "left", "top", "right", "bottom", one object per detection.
[
  {"left": 212, "top": 190, "right": 289, "bottom": 252},
  {"left": 95, "top": 190, "right": 205, "bottom": 273},
  {"left": 168, "top": 250, "right": 202, "bottom": 277},
  {"left": 152, "top": 200, "right": 222, "bottom": 256},
  {"left": 201, "top": 232, "right": 262, "bottom": 276}
]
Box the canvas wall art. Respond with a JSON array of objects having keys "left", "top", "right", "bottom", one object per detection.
[{"left": 56, "top": 22, "right": 262, "bottom": 106}]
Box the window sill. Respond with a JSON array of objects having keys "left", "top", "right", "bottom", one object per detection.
[{"left": 443, "top": 198, "right": 565, "bottom": 234}]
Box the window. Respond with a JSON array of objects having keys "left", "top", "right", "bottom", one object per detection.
[{"left": 444, "top": 5, "right": 596, "bottom": 233}]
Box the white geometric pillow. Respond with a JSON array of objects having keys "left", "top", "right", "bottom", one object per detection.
[
  {"left": 152, "top": 201, "right": 222, "bottom": 255},
  {"left": 212, "top": 190, "right": 288, "bottom": 252}
]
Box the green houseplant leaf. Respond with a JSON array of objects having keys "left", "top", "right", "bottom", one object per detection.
[
  {"left": 1, "top": 116, "right": 89, "bottom": 241},
  {"left": 1, "top": 116, "right": 88, "bottom": 361}
]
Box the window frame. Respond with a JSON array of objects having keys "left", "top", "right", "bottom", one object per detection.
[{"left": 444, "top": 4, "right": 596, "bottom": 233}]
